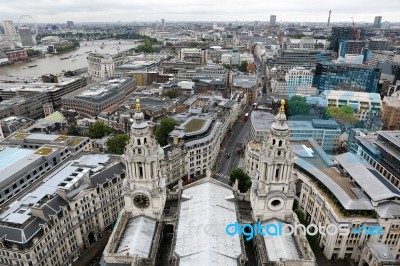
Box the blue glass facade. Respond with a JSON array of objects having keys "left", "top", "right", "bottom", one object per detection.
[{"left": 314, "top": 63, "right": 381, "bottom": 93}]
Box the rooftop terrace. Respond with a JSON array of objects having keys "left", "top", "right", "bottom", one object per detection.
[{"left": 183, "top": 118, "right": 207, "bottom": 133}]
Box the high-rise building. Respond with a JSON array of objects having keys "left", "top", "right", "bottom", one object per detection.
[
  {"left": 330, "top": 27, "right": 365, "bottom": 53},
  {"left": 66, "top": 20, "right": 74, "bottom": 27},
  {"left": 161, "top": 18, "right": 165, "bottom": 27},
  {"left": 2, "top": 20, "right": 16, "bottom": 36},
  {"left": 270, "top": 15, "right": 277, "bottom": 26},
  {"left": 373, "top": 16, "right": 382, "bottom": 28},
  {"left": 18, "top": 26, "right": 35, "bottom": 46},
  {"left": 327, "top": 10, "right": 332, "bottom": 27},
  {"left": 314, "top": 62, "right": 381, "bottom": 93},
  {"left": 338, "top": 40, "right": 366, "bottom": 58}
]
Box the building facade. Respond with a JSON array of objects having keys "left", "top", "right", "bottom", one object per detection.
[
  {"left": 0, "top": 153, "right": 126, "bottom": 266},
  {"left": 18, "top": 26, "right": 35, "bottom": 47},
  {"left": 285, "top": 67, "right": 314, "bottom": 96},
  {"left": 178, "top": 48, "right": 207, "bottom": 64},
  {"left": 5, "top": 49, "right": 28, "bottom": 62},
  {"left": 288, "top": 119, "right": 341, "bottom": 150},
  {"left": 87, "top": 53, "right": 127, "bottom": 80},
  {"left": 382, "top": 90, "right": 400, "bottom": 130},
  {"left": 2, "top": 20, "right": 17, "bottom": 36},
  {"left": 330, "top": 27, "right": 365, "bottom": 53},
  {"left": 356, "top": 131, "right": 400, "bottom": 189},
  {"left": 320, "top": 90, "right": 382, "bottom": 120},
  {"left": 373, "top": 16, "right": 382, "bottom": 28},
  {"left": 61, "top": 78, "right": 135, "bottom": 118},
  {"left": 314, "top": 63, "right": 381, "bottom": 93}
]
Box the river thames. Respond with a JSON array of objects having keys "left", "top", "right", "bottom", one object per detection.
[{"left": 0, "top": 40, "right": 138, "bottom": 77}]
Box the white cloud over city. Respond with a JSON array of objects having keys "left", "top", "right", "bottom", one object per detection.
[{"left": 0, "top": 0, "right": 399, "bottom": 23}]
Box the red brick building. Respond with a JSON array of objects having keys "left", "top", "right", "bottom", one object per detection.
[{"left": 6, "top": 49, "right": 28, "bottom": 62}]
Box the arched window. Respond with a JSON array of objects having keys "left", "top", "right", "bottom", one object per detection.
[
  {"left": 137, "top": 139, "right": 141, "bottom": 145},
  {"left": 279, "top": 140, "right": 283, "bottom": 147},
  {"left": 272, "top": 139, "right": 276, "bottom": 145}
]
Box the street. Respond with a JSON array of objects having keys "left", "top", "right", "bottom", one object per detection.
[{"left": 215, "top": 112, "right": 252, "bottom": 184}]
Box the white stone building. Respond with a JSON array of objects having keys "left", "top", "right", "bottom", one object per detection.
[
  {"left": 285, "top": 67, "right": 314, "bottom": 96},
  {"left": 0, "top": 153, "right": 126, "bottom": 266},
  {"left": 320, "top": 90, "right": 382, "bottom": 120},
  {"left": 87, "top": 53, "right": 127, "bottom": 80}
]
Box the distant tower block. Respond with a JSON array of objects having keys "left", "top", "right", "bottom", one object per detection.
[
  {"left": 161, "top": 19, "right": 165, "bottom": 28},
  {"left": 43, "top": 102, "right": 54, "bottom": 117},
  {"left": 270, "top": 15, "right": 277, "bottom": 26},
  {"left": 327, "top": 10, "right": 332, "bottom": 27}
]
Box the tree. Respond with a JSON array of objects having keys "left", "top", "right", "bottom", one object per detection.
[
  {"left": 190, "top": 42, "right": 199, "bottom": 48},
  {"left": 155, "top": 118, "right": 178, "bottom": 146},
  {"left": 325, "top": 105, "right": 357, "bottom": 124},
  {"left": 229, "top": 168, "right": 252, "bottom": 193},
  {"left": 238, "top": 61, "right": 248, "bottom": 72},
  {"left": 222, "top": 63, "right": 232, "bottom": 70},
  {"left": 287, "top": 96, "right": 311, "bottom": 117},
  {"left": 26, "top": 49, "right": 41, "bottom": 57},
  {"left": 67, "top": 124, "right": 80, "bottom": 136},
  {"left": 162, "top": 91, "right": 177, "bottom": 98},
  {"left": 107, "top": 134, "right": 129, "bottom": 155},
  {"left": 354, "top": 120, "right": 365, "bottom": 128},
  {"left": 87, "top": 121, "right": 113, "bottom": 139}
]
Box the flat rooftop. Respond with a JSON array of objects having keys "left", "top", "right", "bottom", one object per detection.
[
  {"left": 378, "top": 130, "right": 400, "bottom": 149},
  {"left": 77, "top": 78, "right": 128, "bottom": 98},
  {"left": 251, "top": 111, "right": 275, "bottom": 131},
  {"left": 335, "top": 153, "right": 400, "bottom": 202},
  {"left": 288, "top": 120, "right": 339, "bottom": 130},
  {"left": 0, "top": 154, "right": 110, "bottom": 225},
  {"left": 183, "top": 118, "right": 207, "bottom": 133},
  {"left": 321, "top": 90, "right": 381, "bottom": 102},
  {"left": 0, "top": 147, "right": 42, "bottom": 189},
  {"left": 174, "top": 180, "right": 242, "bottom": 266}
]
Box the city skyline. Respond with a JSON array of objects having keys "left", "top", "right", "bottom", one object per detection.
[{"left": 1, "top": 0, "right": 399, "bottom": 23}]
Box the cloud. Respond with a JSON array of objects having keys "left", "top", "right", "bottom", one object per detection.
[{"left": 0, "top": 0, "right": 399, "bottom": 23}]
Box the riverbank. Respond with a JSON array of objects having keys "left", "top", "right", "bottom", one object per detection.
[{"left": 0, "top": 40, "right": 138, "bottom": 76}]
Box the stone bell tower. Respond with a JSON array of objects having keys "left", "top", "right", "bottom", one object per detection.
[
  {"left": 250, "top": 99, "right": 296, "bottom": 221},
  {"left": 121, "top": 98, "right": 166, "bottom": 219}
]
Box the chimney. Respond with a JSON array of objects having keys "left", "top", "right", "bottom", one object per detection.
[
  {"left": 31, "top": 204, "right": 48, "bottom": 221},
  {"left": 173, "top": 134, "right": 179, "bottom": 145}
]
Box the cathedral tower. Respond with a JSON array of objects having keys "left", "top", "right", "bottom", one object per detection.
[
  {"left": 121, "top": 99, "right": 166, "bottom": 219},
  {"left": 251, "top": 99, "right": 296, "bottom": 221}
]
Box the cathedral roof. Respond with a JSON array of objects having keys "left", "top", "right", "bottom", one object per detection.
[
  {"left": 174, "top": 181, "right": 242, "bottom": 265},
  {"left": 263, "top": 219, "right": 301, "bottom": 261}
]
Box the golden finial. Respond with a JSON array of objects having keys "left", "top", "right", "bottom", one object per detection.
[
  {"left": 280, "top": 99, "right": 285, "bottom": 113},
  {"left": 135, "top": 98, "right": 141, "bottom": 113}
]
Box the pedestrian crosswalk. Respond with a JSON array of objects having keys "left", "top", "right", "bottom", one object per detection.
[{"left": 215, "top": 173, "right": 230, "bottom": 180}]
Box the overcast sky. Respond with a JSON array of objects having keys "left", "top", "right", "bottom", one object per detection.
[{"left": 1, "top": 0, "right": 399, "bottom": 23}]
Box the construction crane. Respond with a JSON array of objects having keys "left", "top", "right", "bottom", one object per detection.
[{"left": 351, "top": 17, "right": 360, "bottom": 41}]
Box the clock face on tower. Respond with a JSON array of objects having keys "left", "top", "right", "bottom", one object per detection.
[{"left": 133, "top": 194, "right": 150, "bottom": 209}]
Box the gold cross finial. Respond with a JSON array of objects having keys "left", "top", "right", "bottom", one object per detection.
[
  {"left": 280, "top": 99, "right": 285, "bottom": 113},
  {"left": 135, "top": 98, "right": 141, "bottom": 112}
]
